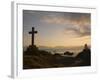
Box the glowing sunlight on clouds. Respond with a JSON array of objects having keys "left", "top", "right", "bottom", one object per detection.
[{"left": 23, "top": 10, "right": 91, "bottom": 48}]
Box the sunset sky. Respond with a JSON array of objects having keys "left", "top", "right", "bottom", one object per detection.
[{"left": 23, "top": 10, "right": 91, "bottom": 48}]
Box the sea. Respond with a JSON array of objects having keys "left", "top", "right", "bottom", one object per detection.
[
  {"left": 38, "top": 46, "right": 84, "bottom": 57},
  {"left": 23, "top": 46, "right": 84, "bottom": 57}
]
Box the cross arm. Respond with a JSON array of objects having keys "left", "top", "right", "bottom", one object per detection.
[
  {"left": 34, "top": 31, "right": 38, "bottom": 33},
  {"left": 29, "top": 32, "right": 32, "bottom": 34}
]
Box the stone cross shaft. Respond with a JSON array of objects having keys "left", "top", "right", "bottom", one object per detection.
[{"left": 29, "top": 27, "right": 38, "bottom": 46}]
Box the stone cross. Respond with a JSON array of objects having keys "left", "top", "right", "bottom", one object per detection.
[{"left": 29, "top": 27, "right": 38, "bottom": 46}]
